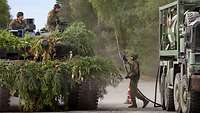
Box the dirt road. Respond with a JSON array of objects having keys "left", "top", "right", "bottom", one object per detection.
[{"left": 93, "top": 77, "right": 175, "bottom": 113}]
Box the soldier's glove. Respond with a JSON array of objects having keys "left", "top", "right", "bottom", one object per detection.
[{"left": 125, "top": 76, "right": 129, "bottom": 79}]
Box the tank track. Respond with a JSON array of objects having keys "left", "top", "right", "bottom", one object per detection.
[
  {"left": 68, "top": 79, "right": 99, "bottom": 110},
  {"left": 0, "top": 87, "right": 10, "bottom": 111}
]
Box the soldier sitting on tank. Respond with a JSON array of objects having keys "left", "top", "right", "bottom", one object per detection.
[
  {"left": 47, "top": 4, "right": 61, "bottom": 32},
  {"left": 9, "top": 12, "right": 27, "bottom": 37},
  {"left": 9, "top": 12, "right": 26, "bottom": 30},
  {"left": 125, "top": 54, "right": 149, "bottom": 108}
]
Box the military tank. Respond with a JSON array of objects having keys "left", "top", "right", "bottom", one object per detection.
[{"left": 0, "top": 21, "right": 101, "bottom": 111}]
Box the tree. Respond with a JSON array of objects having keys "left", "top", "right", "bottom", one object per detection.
[
  {"left": 0, "top": 0, "right": 10, "bottom": 29},
  {"left": 57, "top": 0, "right": 176, "bottom": 75}
]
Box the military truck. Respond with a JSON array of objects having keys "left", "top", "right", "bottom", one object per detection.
[{"left": 159, "top": 0, "right": 200, "bottom": 113}]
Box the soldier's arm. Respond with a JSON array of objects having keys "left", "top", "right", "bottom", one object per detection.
[
  {"left": 22, "top": 20, "right": 26, "bottom": 29},
  {"left": 47, "top": 13, "right": 56, "bottom": 25},
  {"left": 9, "top": 20, "right": 16, "bottom": 29},
  {"left": 126, "top": 63, "right": 134, "bottom": 79}
]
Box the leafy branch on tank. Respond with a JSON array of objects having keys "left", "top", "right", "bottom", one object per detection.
[{"left": 0, "top": 22, "right": 122, "bottom": 111}]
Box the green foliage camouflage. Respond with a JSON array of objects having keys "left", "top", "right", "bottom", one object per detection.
[
  {"left": 0, "top": 22, "right": 122, "bottom": 111},
  {"left": 0, "top": 57, "right": 121, "bottom": 111},
  {"left": 56, "top": 22, "right": 95, "bottom": 57},
  {"left": 0, "top": 22, "right": 95, "bottom": 60},
  {"left": 0, "top": 30, "right": 22, "bottom": 52}
]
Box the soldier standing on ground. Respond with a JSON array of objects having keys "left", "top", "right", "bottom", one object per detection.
[
  {"left": 9, "top": 12, "right": 26, "bottom": 30},
  {"left": 47, "top": 4, "right": 61, "bottom": 32},
  {"left": 125, "top": 54, "right": 149, "bottom": 108}
]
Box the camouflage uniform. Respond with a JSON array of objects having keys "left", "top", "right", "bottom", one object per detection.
[
  {"left": 128, "top": 59, "right": 148, "bottom": 108},
  {"left": 47, "top": 10, "right": 60, "bottom": 32},
  {"left": 9, "top": 19, "right": 26, "bottom": 30}
]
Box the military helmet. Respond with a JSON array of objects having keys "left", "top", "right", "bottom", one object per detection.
[
  {"left": 54, "top": 4, "right": 61, "bottom": 9},
  {"left": 17, "top": 12, "right": 24, "bottom": 17}
]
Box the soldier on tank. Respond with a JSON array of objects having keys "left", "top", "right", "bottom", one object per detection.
[
  {"left": 47, "top": 4, "right": 61, "bottom": 32},
  {"left": 125, "top": 54, "right": 149, "bottom": 108},
  {"left": 9, "top": 12, "right": 26, "bottom": 30}
]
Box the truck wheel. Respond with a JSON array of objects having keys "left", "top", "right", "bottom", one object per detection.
[
  {"left": 180, "top": 78, "right": 200, "bottom": 113},
  {"left": 160, "top": 69, "right": 166, "bottom": 110},
  {"left": 174, "top": 73, "right": 181, "bottom": 112},
  {"left": 186, "top": 91, "right": 200, "bottom": 113},
  {"left": 77, "top": 80, "right": 98, "bottom": 110},
  {"left": 164, "top": 87, "right": 175, "bottom": 111},
  {"left": 180, "top": 76, "right": 189, "bottom": 113},
  {"left": 0, "top": 87, "right": 10, "bottom": 111}
]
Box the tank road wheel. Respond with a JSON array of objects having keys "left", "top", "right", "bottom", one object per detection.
[
  {"left": 0, "top": 87, "right": 10, "bottom": 111},
  {"left": 164, "top": 78, "right": 175, "bottom": 111},
  {"left": 174, "top": 73, "right": 181, "bottom": 112},
  {"left": 68, "top": 86, "right": 78, "bottom": 110},
  {"left": 77, "top": 80, "right": 98, "bottom": 110},
  {"left": 180, "top": 77, "right": 200, "bottom": 113}
]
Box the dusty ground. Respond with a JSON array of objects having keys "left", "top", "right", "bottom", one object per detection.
[
  {"left": 8, "top": 76, "right": 176, "bottom": 113},
  {"left": 94, "top": 77, "right": 176, "bottom": 113}
]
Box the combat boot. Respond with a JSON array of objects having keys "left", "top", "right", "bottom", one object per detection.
[
  {"left": 128, "top": 99, "right": 137, "bottom": 108},
  {"left": 128, "top": 104, "right": 137, "bottom": 108}
]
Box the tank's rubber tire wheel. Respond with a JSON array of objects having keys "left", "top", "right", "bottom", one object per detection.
[
  {"left": 76, "top": 80, "right": 98, "bottom": 110},
  {"left": 0, "top": 87, "right": 10, "bottom": 111},
  {"left": 174, "top": 73, "right": 181, "bottom": 112}
]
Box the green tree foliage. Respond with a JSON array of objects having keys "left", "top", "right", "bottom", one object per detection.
[
  {"left": 0, "top": 0, "right": 10, "bottom": 28},
  {"left": 58, "top": 0, "right": 177, "bottom": 75}
]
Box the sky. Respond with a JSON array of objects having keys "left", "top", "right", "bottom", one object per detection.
[{"left": 8, "top": 0, "right": 56, "bottom": 30}]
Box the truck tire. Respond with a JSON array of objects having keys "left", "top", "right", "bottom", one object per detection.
[
  {"left": 0, "top": 87, "right": 10, "bottom": 111},
  {"left": 160, "top": 68, "right": 166, "bottom": 110},
  {"left": 164, "top": 87, "right": 175, "bottom": 111},
  {"left": 186, "top": 91, "right": 200, "bottom": 113},
  {"left": 76, "top": 80, "right": 98, "bottom": 110},
  {"left": 174, "top": 73, "right": 181, "bottom": 112},
  {"left": 180, "top": 79, "right": 200, "bottom": 113}
]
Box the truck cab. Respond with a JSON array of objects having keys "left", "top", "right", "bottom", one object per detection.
[{"left": 159, "top": 0, "right": 200, "bottom": 113}]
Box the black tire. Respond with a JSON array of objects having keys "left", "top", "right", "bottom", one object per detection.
[
  {"left": 0, "top": 87, "right": 10, "bottom": 111},
  {"left": 159, "top": 66, "right": 166, "bottom": 110},
  {"left": 165, "top": 87, "right": 175, "bottom": 111},
  {"left": 76, "top": 80, "right": 98, "bottom": 110},
  {"left": 187, "top": 91, "right": 200, "bottom": 113},
  {"left": 181, "top": 90, "right": 200, "bottom": 113},
  {"left": 180, "top": 75, "right": 188, "bottom": 113}
]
